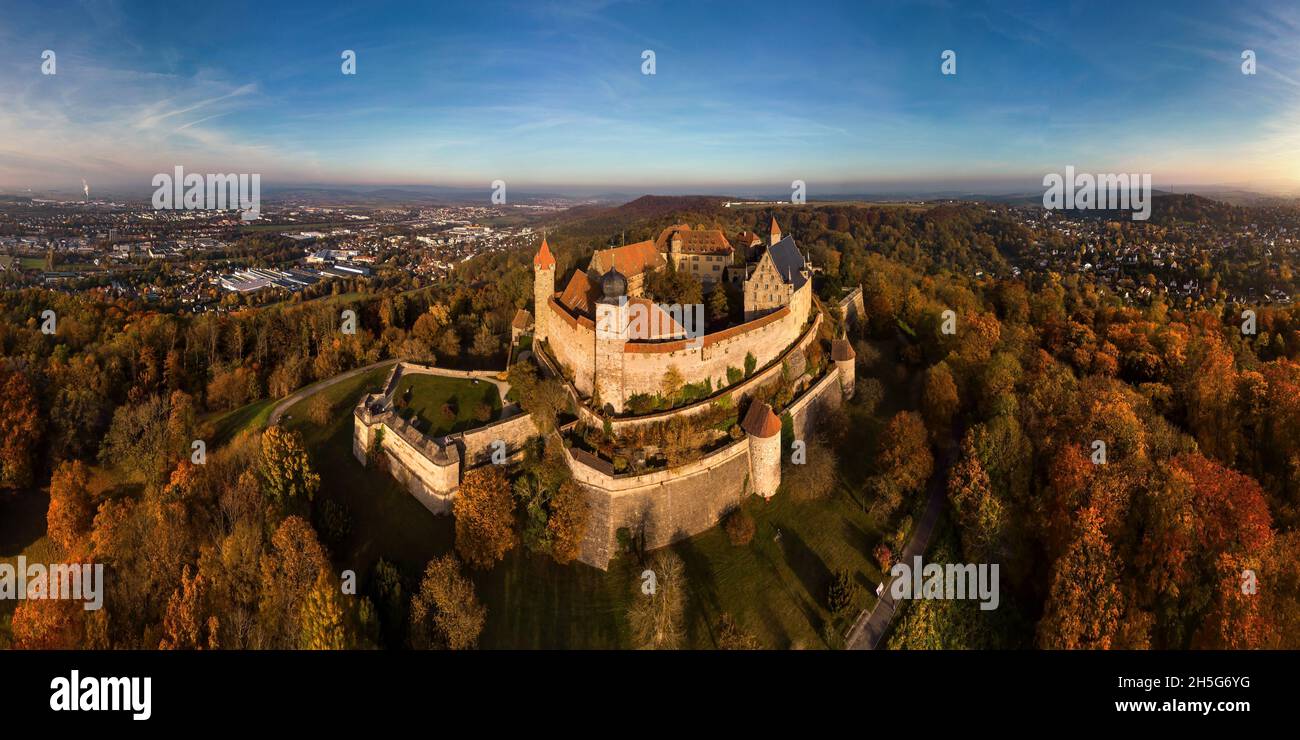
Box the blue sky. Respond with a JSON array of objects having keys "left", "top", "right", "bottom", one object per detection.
[{"left": 2, "top": 0, "right": 1300, "bottom": 194}]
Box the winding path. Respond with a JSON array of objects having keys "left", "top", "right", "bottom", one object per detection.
[
  {"left": 844, "top": 442, "right": 957, "bottom": 650},
  {"left": 267, "top": 359, "right": 400, "bottom": 427}
]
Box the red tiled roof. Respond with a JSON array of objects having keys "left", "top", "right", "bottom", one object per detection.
[
  {"left": 655, "top": 224, "right": 734, "bottom": 255},
  {"left": 832, "top": 338, "right": 855, "bottom": 361},
  {"left": 533, "top": 237, "right": 556, "bottom": 269},
  {"left": 558, "top": 270, "right": 601, "bottom": 316},
  {"left": 512, "top": 309, "right": 533, "bottom": 330},
  {"left": 590, "top": 239, "right": 663, "bottom": 277},
  {"left": 741, "top": 401, "right": 782, "bottom": 438},
  {"left": 548, "top": 296, "right": 595, "bottom": 330},
  {"left": 626, "top": 297, "right": 686, "bottom": 340},
  {"left": 621, "top": 305, "right": 790, "bottom": 354}
]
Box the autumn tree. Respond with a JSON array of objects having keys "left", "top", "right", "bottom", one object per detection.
[
  {"left": 300, "top": 572, "right": 354, "bottom": 650},
  {"left": 0, "top": 365, "right": 44, "bottom": 488},
  {"left": 47, "top": 460, "right": 94, "bottom": 554},
  {"left": 509, "top": 361, "right": 568, "bottom": 435},
  {"left": 159, "top": 565, "right": 220, "bottom": 649},
  {"left": 306, "top": 393, "right": 333, "bottom": 426},
  {"left": 547, "top": 479, "right": 589, "bottom": 565},
  {"left": 879, "top": 411, "right": 933, "bottom": 493},
  {"left": 409, "top": 554, "right": 486, "bottom": 649},
  {"left": 724, "top": 506, "right": 755, "bottom": 546},
  {"left": 628, "top": 549, "right": 686, "bottom": 649},
  {"left": 1037, "top": 507, "right": 1124, "bottom": 649},
  {"left": 257, "top": 516, "right": 329, "bottom": 648},
  {"left": 920, "top": 361, "right": 960, "bottom": 437},
  {"left": 708, "top": 283, "right": 730, "bottom": 325},
  {"left": 946, "top": 433, "right": 1004, "bottom": 562},
  {"left": 661, "top": 365, "right": 685, "bottom": 401},
  {"left": 99, "top": 394, "right": 171, "bottom": 487},
  {"left": 10, "top": 595, "right": 84, "bottom": 649},
  {"left": 470, "top": 324, "right": 499, "bottom": 363},
  {"left": 453, "top": 466, "right": 517, "bottom": 569},
  {"left": 259, "top": 426, "right": 320, "bottom": 513}
]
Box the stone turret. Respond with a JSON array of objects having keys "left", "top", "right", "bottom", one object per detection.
[
  {"left": 742, "top": 400, "right": 782, "bottom": 499},
  {"left": 594, "top": 268, "right": 629, "bottom": 414},
  {"left": 769, "top": 216, "right": 782, "bottom": 245},
  {"left": 832, "top": 338, "right": 856, "bottom": 399},
  {"left": 533, "top": 237, "right": 556, "bottom": 345}
]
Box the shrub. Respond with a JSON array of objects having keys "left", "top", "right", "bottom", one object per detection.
[
  {"left": 827, "top": 568, "right": 861, "bottom": 618},
  {"left": 724, "top": 507, "right": 755, "bottom": 546}
]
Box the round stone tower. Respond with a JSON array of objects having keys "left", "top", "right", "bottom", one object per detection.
[
  {"left": 832, "top": 338, "right": 856, "bottom": 399},
  {"left": 532, "top": 237, "right": 556, "bottom": 345},
  {"left": 742, "top": 400, "right": 782, "bottom": 499}
]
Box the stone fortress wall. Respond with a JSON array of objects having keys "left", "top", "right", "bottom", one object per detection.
[
  {"left": 542, "top": 276, "right": 812, "bottom": 412},
  {"left": 561, "top": 308, "right": 823, "bottom": 434},
  {"left": 353, "top": 362, "right": 533, "bottom": 513}
]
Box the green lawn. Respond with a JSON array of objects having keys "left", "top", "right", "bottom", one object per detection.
[{"left": 392, "top": 373, "right": 502, "bottom": 437}]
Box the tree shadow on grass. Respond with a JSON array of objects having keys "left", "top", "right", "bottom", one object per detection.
[
  {"left": 671, "top": 535, "right": 720, "bottom": 647},
  {"left": 0, "top": 488, "right": 48, "bottom": 557},
  {"left": 780, "top": 528, "right": 833, "bottom": 609},
  {"left": 839, "top": 518, "right": 875, "bottom": 557},
  {"left": 751, "top": 532, "right": 827, "bottom": 645}
]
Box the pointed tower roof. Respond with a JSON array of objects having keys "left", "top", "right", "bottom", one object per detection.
[
  {"left": 533, "top": 237, "right": 556, "bottom": 270},
  {"left": 832, "top": 338, "right": 855, "bottom": 362},
  {"left": 741, "top": 401, "right": 782, "bottom": 438}
]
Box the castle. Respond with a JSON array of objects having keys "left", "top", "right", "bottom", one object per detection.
[
  {"left": 534, "top": 219, "right": 815, "bottom": 413},
  {"left": 355, "top": 218, "right": 861, "bottom": 568}
]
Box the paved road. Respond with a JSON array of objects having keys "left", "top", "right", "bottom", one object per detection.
[
  {"left": 267, "top": 359, "right": 400, "bottom": 427},
  {"left": 845, "top": 442, "right": 957, "bottom": 650}
]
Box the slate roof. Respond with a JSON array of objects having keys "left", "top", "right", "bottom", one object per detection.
[{"left": 766, "top": 235, "right": 808, "bottom": 290}]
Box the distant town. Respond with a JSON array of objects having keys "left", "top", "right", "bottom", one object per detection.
[{"left": 0, "top": 197, "right": 568, "bottom": 312}]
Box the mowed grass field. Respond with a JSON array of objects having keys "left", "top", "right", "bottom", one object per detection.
[
  {"left": 392, "top": 373, "right": 502, "bottom": 437},
  {"left": 274, "top": 350, "right": 898, "bottom": 649}
]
